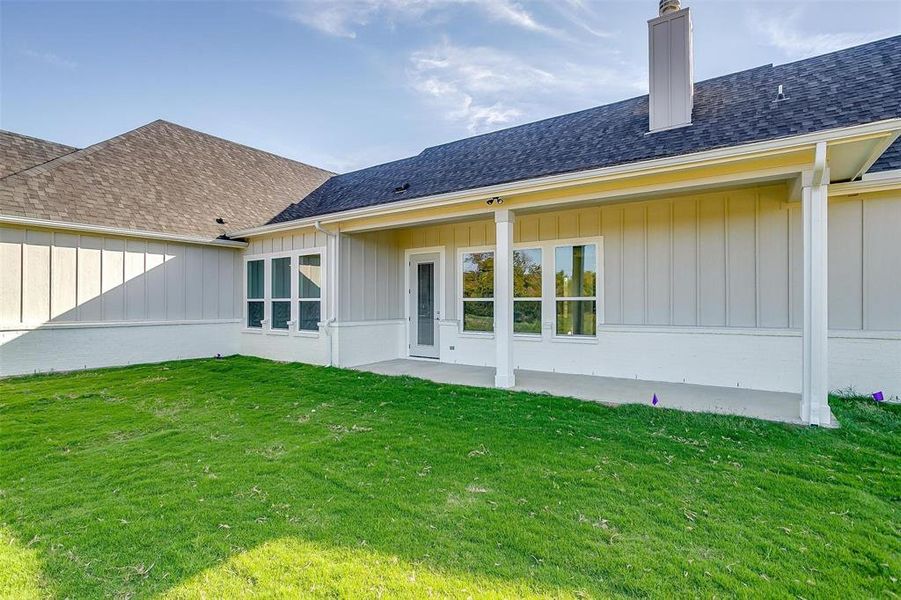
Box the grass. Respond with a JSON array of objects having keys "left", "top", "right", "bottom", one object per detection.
[{"left": 0, "top": 356, "right": 898, "bottom": 599}]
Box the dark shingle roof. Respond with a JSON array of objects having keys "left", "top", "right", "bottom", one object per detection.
[
  {"left": 871, "top": 138, "right": 901, "bottom": 173},
  {"left": 0, "top": 131, "right": 77, "bottom": 178},
  {"left": 0, "top": 120, "right": 333, "bottom": 239},
  {"left": 272, "top": 35, "right": 901, "bottom": 224}
]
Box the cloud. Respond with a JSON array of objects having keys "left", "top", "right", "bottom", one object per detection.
[
  {"left": 282, "top": 0, "right": 556, "bottom": 39},
  {"left": 21, "top": 49, "right": 77, "bottom": 70},
  {"left": 407, "top": 40, "right": 644, "bottom": 133},
  {"left": 749, "top": 7, "right": 889, "bottom": 60}
]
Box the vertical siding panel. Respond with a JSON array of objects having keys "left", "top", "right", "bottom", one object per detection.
[
  {"left": 219, "top": 249, "right": 235, "bottom": 319},
  {"left": 51, "top": 233, "right": 78, "bottom": 321},
  {"left": 558, "top": 211, "right": 578, "bottom": 239},
  {"left": 124, "top": 240, "right": 146, "bottom": 320},
  {"left": 698, "top": 194, "right": 726, "bottom": 326},
  {"left": 101, "top": 238, "right": 126, "bottom": 321},
  {"left": 146, "top": 242, "right": 167, "bottom": 320},
  {"left": 469, "top": 223, "right": 486, "bottom": 246},
  {"left": 828, "top": 198, "right": 863, "bottom": 330},
  {"left": 646, "top": 201, "right": 672, "bottom": 325},
  {"left": 165, "top": 243, "right": 186, "bottom": 320},
  {"left": 601, "top": 206, "right": 623, "bottom": 324},
  {"left": 0, "top": 227, "right": 24, "bottom": 324},
  {"left": 863, "top": 195, "right": 901, "bottom": 329},
  {"left": 788, "top": 206, "right": 803, "bottom": 329},
  {"left": 579, "top": 208, "right": 600, "bottom": 237},
  {"left": 727, "top": 190, "right": 757, "bottom": 326},
  {"left": 201, "top": 247, "right": 219, "bottom": 319},
  {"left": 412, "top": 228, "right": 427, "bottom": 248},
  {"left": 185, "top": 246, "right": 204, "bottom": 319},
  {"left": 621, "top": 204, "right": 646, "bottom": 324},
  {"left": 538, "top": 214, "right": 556, "bottom": 241},
  {"left": 77, "top": 236, "right": 103, "bottom": 322},
  {"left": 454, "top": 224, "right": 470, "bottom": 248},
  {"left": 22, "top": 230, "right": 51, "bottom": 323},
  {"left": 520, "top": 216, "right": 539, "bottom": 243},
  {"left": 671, "top": 197, "right": 698, "bottom": 325},
  {"left": 425, "top": 227, "right": 440, "bottom": 248},
  {"left": 757, "top": 189, "right": 790, "bottom": 328}
]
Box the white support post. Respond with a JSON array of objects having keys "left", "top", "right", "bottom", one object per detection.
[
  {"left": 800, "top": 142, "right": 831, "bottom": 426},
  {"left": 494, "top": 209, "right": 515, "bottom": 388}
]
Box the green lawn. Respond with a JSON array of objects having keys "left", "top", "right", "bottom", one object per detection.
[{"left": 1, "top": 357, "right": 898, "bottom": 599}]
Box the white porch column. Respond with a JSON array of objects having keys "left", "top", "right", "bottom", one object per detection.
[
  {"left": 494, "top": 209, "right": 515, "bottom": 388},
  {"left": 800, "top": 142, "right": 831, "bottom": 426}
]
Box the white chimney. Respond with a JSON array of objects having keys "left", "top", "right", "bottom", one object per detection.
[{"left": 648, "top": 0, "right": 693, "bottom": 132}]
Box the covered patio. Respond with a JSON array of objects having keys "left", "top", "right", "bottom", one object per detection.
[{"left": 354, "top": 358, "right": 819, "bottom": 426}]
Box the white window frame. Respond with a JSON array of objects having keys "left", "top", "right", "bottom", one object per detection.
[
  {"left": 457, "top": 245, "right": 496, "bottom": 338},
  {"left": 295, "top": 248, "right": 324, "bottom": 337},
  {"left": 551, "top": 237, "right": 604, "bottom": 340},
  {"left": 512, "top": 245, "right": 543, "bottom": 338},
  {"left": 242, "top": 246, "right": 326, "bottom": 337},
  {"left": 455, "top": 236, "right": 603, "bottom": 342},
  {"left": 243, "top": 256, "right": 266, "bottom": 333}
]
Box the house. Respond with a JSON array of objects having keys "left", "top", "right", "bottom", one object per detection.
[{"left": 2, "top": 2, "right": 899, "bottom": 426}]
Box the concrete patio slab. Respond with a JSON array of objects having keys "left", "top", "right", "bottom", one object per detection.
[{"left": 354, "top": 359, "right": 809, "bottom": 425}]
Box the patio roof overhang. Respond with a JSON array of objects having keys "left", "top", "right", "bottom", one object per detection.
[{"left": 228, "top": 118, "right": 901, "bottom": 239}]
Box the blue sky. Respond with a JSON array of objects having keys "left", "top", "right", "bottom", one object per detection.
[{"left": 2, "top": 1, "right": 899, "bottom": 173}]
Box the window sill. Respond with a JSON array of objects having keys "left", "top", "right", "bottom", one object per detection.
[
  {"left": 267, "top": 329, "right": 290, "bottom": 336},
  {"left": 294, "top": 330, "right": 321, "bottom": 338},
  {"left": 241, "top": 328, "right": 264, "bottom": 335},
  {"left": 513, "top": 334, "right": 543, "bottom": 341},
  {"left": 551, "top": 335, "right": 599, "bottom": 344},
  {"left": 458, "top": 331, "right": 495, "bottom": 339}
]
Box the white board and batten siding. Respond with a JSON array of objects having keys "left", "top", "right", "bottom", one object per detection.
[
  {"left": 0, "top": 225, "right": 241, "bottom": 376},
  {"left": 382, "top": 184, "right": 901, "bottom": 396}
]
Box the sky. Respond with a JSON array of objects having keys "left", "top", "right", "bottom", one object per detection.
[{"left": 1, "top": 0, "right": 899, "bottom": 173}]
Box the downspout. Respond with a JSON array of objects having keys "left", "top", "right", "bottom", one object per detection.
[{"left": 314, "top": 221, "right": 338, "bottom": 366}]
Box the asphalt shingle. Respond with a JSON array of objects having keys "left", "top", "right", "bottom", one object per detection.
[
  {"left": 0, "top": 121, "right": 333, "bottom": 239},
  {"left": 271, "top": 35, "right": 901, "bottom": 224}
]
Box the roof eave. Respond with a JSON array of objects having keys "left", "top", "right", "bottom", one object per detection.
[
  {"left": 228, "top": 118, "right": 901, "bottom": 239},
  {"left": 0, "top": 214, "right": 248, "bottom": 248}
]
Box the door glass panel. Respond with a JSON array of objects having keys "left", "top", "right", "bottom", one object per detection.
[{"left": 417, "top": 262, "right": 434, "bottom": 346}]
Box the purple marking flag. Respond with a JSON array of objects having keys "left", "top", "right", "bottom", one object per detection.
[
  {"left": 652, "top": 394, "right": 659, "bottom": 406},
  {"left": 873, "top": 391, "right": 884, "bottom": 402}
]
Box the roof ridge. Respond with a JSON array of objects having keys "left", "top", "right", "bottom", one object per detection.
[
  {"left": 0, "top": 129, "right": 78, "bottom": 151},
  {"left": 771, "top": 33, "right": 901, "bottom": 71},
  {"left": 153, "top": 119, "right": 335, "bottom": 176},
  {"left": 1, "top": 120, "right": 165, "bottom": 180}
]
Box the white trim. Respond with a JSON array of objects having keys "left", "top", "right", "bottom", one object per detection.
[
  {"left": 830, "top": 173, "right": 901, "bottom": 196},
  {"left": 403, "top": 246, "right": 446, "bottom": 358},
  {"left": 1, "top": 319, "right": 240, "bottom": 332},
  {"left": 0, "top": 214, "right": 247, "bottom": 248},
  {"left": 860, "top": 168, "right": 901, "bottom": 182},
  {"left": 242, "top": 247, "right": 326, "bottom": 336},
  {"left": 551, "top": 237, "right": 605, "bottom": 339},
  {"left": 457, "top": 245, "right": 496, "bottom": 335},
  {"left": 227, "top": 119, "right": 901, "bottom": 238}
]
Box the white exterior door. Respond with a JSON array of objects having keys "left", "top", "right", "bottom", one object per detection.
[{"left": 409, "top": 253, "right": 440, "bottom": 358}]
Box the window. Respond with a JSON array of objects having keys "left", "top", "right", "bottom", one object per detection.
[
  {"left": 246, "top": 259, "right": 264, "bottom": 328},
  {"left": 555, "top": 244, "right": 597, "bottom": 336},
  {"left": 298, "top": 253, "right": 321, "bottom": 331},
  {"left": 271, "top": 257, "right": 291, "bottom": 330},
  {"left": 513, "top": 248, "right": 542, "bottom": 334},
  {"left": 461, "top": 251, "right": 494, "bottom": 332}
]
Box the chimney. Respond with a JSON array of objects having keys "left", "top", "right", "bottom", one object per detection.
[{"left": 648, "top": 0, "right": 693, "bottom": 132}]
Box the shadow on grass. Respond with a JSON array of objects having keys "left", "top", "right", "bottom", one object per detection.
[{"left": 0, "top": 356, "right": 898, "bottom": 598}]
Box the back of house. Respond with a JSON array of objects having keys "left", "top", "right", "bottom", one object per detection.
[{"left": 2, "top": 1, "right": 899, "bottom": 425}]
